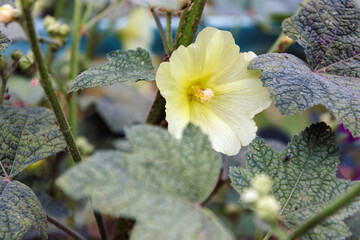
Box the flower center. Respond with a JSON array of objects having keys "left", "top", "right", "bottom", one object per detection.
[{"left": 188, "top": 85, "right": 214, "bottom": 104}]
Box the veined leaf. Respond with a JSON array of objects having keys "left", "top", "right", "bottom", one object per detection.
[
  {"left": 57, "top": 124, "right": 233, "bottom": 240},
  {"left": 230, "top": 122, "right": 360, "bottom": 240},
  {"left": 250, "top": 53, "right": 360, "bottom": 136},
  {"left": 0, "top": 106, "right": 66, "bottom": 178},
  {"left": 250, "top": 0, "right": 360, "bottom": 136},
  {"left": 0, "top": 179, "right": 47, "bottom": 240},
  {"left": 68, "top": 48, "right": 155, "bottom": 92}
]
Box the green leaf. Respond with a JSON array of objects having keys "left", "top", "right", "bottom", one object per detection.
[
  {"left": 0, "top": 30, "right": 10, "bottom": 54},
  {"left": 68, "top": 48, "right": 155, "bottom": 92},
  {"left": 0, "top": 179, "right": 47, "bottom": 240},
  {"left": 230, "top": 122, "right": 360, "bottom": 240},
  {"left": 250, "top": 53, "right": 360, "bottom": 136},
  {"left": 57, "top": 124, "right": 233, "bottom": 240},
  {"left": 0, "top": 106, "right": 66, "bottom": 178},
  {"left": 250, "top": 0, "right": 360, "bottom": 136},
  {"left": 283, "top": 0, "right": 360, "bottom": 77}
]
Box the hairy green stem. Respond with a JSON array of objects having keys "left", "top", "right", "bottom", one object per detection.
[
  {"left": 289, "top": 182, "right": 360, "bottom": 239},
  {"left": 19, "top": 0, "right": 82, "bottom": 161},
  {"left": 152, "top": 10, "right": 170, "bottom": 54},
  {"left": 174, "top": 0, "right": 206, "bottom": 48},
  {"left": 146, "top": 0, "right": 207, "bottom": 125},
  {"left": 47, "top": 215, "right": 86, "bottom": 240},
  {"left": 166, "top": 12, "right": 173, "bottom": 52}
]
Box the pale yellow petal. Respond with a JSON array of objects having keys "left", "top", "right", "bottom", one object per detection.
[
  {"left": 166, "top": 95, "right": 190, "bottom": 139},
  {"left": 189, "top": 102, "right": 241, "bottom": 156},
  {"left": 156, "top": 61, "right": 186, "bottom": 99},
  {"left": 212, "top": 78, "right": 271, "bottom": 117}
]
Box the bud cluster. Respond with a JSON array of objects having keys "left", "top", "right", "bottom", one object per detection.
[
  {"left": 44, "top": 16, "right": 71, "bottom": 48},
  {"left": 241, "top": 174, "right": 280, "bottom": 223}
]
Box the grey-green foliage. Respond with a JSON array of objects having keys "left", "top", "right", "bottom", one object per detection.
[
  {"left": 57, "top": 124, "right": 234, "bottom": 240},
  {"left": 0, "top": 31, "right": 10, "bottom": 54},
  {"left": 0, "top": 106, "right": 66, "bottom": 178},
  {"left": 250, "top": 53, "right": 360, "bottom": 136},
  {"left": 0, "top": 179, "right": 47, "bottom": 240},
  {"left": 249, "top": 0, "right": 360, "bottom": 136},
  {"left": 69, "top": 48, "right": 155, "bottom": 92},
  {"left": 230, "top": 122, "right": 360, "bottom": 240}
]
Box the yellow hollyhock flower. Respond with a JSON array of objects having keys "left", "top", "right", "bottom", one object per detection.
[{"left": 156, "top": 27, "right": 271, "bottom": 156}]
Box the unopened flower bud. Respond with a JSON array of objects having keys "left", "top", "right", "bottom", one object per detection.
[
  {"left": 0, "top": 55, "right": 7, "bottom": 70},
  {"left": 47, "top": 21, "right": 61, "bottom": 35},
  {"left": 19, "top": 56, "right": 33, "bottom": 71},
  {"left": 0, "top": 4, "right": 15, "bottom": 24},
  {"left": 255, "top": 196, "right": 280, "bottom": 223},
  {"left": 11, "top": 49, "right": 24, "bottom": 61},
  {"left": 241, "top": 188, "right": 259, "bottom": 204},
  {"left": 252, "top": 174, "right": 272, "bottom": 195},
  {"left": 58, "top": 24, "right": 70, "bottom": 37},
  {"left": 43, "top": 15, "right": 56, "bottom": 28}
]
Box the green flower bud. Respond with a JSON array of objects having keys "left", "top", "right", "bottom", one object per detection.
[
  {"left": 252, "top": 174, "right": 272, "bottom": 195},
  {"left": 0, "top": 55, "right": 7, "bottom": 71},
  {"left": 241, "top": 188, "right": 259, "bottom": 204},
  {"left": 58, "top": 24, "right": 70, "bottom": 37},
  {"left": 255, "top": 196, "right": 280, "bottom": 223},
  {"left": 47, "top": 21, "right": 61, "bottom": 35},
  {"left": 44, "top": 15, "right": 56, "bottom": 28},
  {"left": 19, "top": 56, "right": 33, "bottom": 71},
  {"left": 11, "top": 49, "right": 24, "bottom": 61}
]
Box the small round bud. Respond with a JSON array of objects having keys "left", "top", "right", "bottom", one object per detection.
[
  {"left": 58, "top": 24, "right": 70, "bottom": 37},
  {"left": 0, "top": 4, "right": 15, "bottom": 24},
  {"left": 0, "top": 55, "right": 7, "bottom": 70},
  {"left": 241, "top": 188, "right": 259, "bottom": 204},
  {"left": 252, "top": 174, "right": 272, "bottom": 195},
  {"left": 255, "top": 196, "right": 280, "bottom": 223},
  {"left": 47, "top": 22, "right": 61, "bottom": 35},
  {"left": 19, "top": 56, "right": 33, "bottom": 71},
  {"left": 11, "top": 49, "right": 24, "bottom": 61},
  {"left": 44, "top": 15, "right": 56, "bottom": 28}
]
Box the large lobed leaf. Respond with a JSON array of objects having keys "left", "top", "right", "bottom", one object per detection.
[
  {"left": 0, "top": 179, "right": 47, "bottom": 240},
  {"left": 57, "top": 124, "right": 233, "bottom": 240},
  {"left": 230, "top": 122, "right": 360, "bottom": 240},
  {"left": 250, "top": 0, "right": 360, "bottom": 136},
  {"left": 0, "top": 106, "right": 66, "bottom": 178},
  {"left": 68, "top": 48, "right": 155, "bottom": 92}
]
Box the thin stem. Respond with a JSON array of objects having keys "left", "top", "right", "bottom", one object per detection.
[
  {"left": 81, "top": 3, "right": 93, "bottom": 26},
  {"left": 152, "top": 10, "right": 170, "bottom": 54},
  {"left": 289, "top": 182, "right": 360, "bottom": 239},
  {"left": 69, "top": 0, "right": 83, "bottom": 138},
  {"left": 19, "top": 0, "right": 82, "bottom": 161},
  {"left": 47, "top": 215, "right": 87, "bottom": 240},
  {"left": 93, "top": 211, "right": 108, "bottom": 240},
  {"left": 166, "top": 12, "right": 173, "bottom": 52},
  {"left": 54, "top": 0, "right": 66, "bottom": 19},
  {"left": 146, "top": 0, "right": 207, "bottom": 125},
  {"left": 84, "top": 1, "right": 121, "bottom": 31}
]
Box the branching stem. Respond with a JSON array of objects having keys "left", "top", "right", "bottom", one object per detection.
[{"left": 152, "top": 9, "right": 170, "bottom": 54}]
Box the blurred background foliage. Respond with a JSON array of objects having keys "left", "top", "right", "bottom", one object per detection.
[{"left": 1, "top": 0, "right": 359, "bottom": 239}]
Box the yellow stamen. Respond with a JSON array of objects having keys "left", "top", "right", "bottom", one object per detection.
[{"left": 188, "top": 85, "right": 214, "bottom": 103}]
